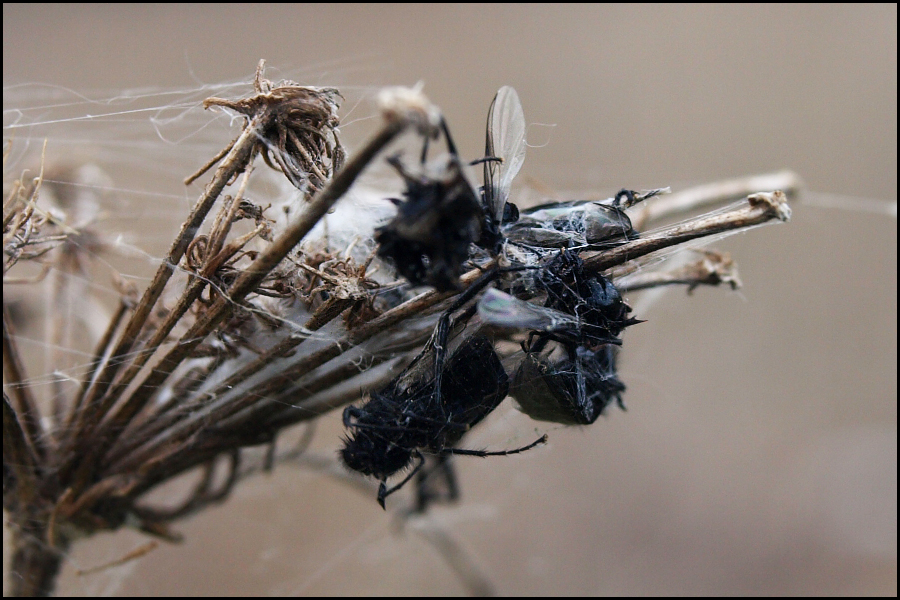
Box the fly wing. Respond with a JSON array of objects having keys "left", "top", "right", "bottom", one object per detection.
[
  {"left": 477, "top": 288, "right": 577, "bottom": 332},
  {"left": 484, "top": 86, "right": 526, "bottom": 221}
]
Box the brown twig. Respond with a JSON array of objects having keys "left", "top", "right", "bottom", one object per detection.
[
  {"left": 583, "top": 190, "right": 792, "bottom": 273},
  {"left": 631, "top": 170, "right": 801, "bottom": 228},
  {"left": 615, "top": 250, "right": 742, "bottom": 293},
  {"left": 67, "top": 113, "right": 264, "bottom": 454},
  {"left": 2, "top": 308, "right": 46, "bottom": 462}
]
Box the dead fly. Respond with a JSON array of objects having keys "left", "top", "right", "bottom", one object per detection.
[
  {"left": 480, "top": 86, "right": 664, "bottom": 253},
  {"left": 374, "top": 121, "right": 484, "bottom": 291},
  {"left": 505, "top": 198, "right": 637, "bottom": 249},
  {"left": 503, "top": 188, "right": 671, "bottom": 251},
  {"left": 341, "top": 335, "right": 547, "bottom": 508},
  {"left": 355, "top": 89, "right": 650, "bottom": 506},
  {"left": 478, "top": 288, "right": 630, "bottom": 425},
  {"left": 512, "top": 345, "right": 626, "bottom": 425},
  {"left": 477, "top": 250, "right": 640, "bottom": 425}
]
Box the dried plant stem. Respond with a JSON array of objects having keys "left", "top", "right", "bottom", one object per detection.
[
  {"left": 3, "top": 393, "right": 39, "bottom": 506},
  {"left": 632, "top": 169, "right": 801, "bottom": 228},
  {"left": 4, "top": 393, "right": 62, "bottom": 598},
  {"left": 3, "top": 307, "right": 45, "bottom": 461},
  {"left": 3, "top": 142, "right": 47, "bottom": 256},
  {"left": 123, "top": 269, "right": 467, "bottom": 467},
  {"left": 615, "top": 250, "right": 741, "bottom": 292},
  {"left": 269, "top": 355, "right": 404, "bottom": 422},
  {"left": 583, "top": 190, "right": 792, "bottom": 273},
  {"left": 91, "top": 164, "right": 258, "bottom": 433},
  {"left": 408, "top": 522, "right": 495, "bottom": 597},
  {"left": 69, "top": 296, "right": 132, "bottom": 420},
  {"left": 107, "top": 301, "right": 350, "bottom": 470},
  {"left": 205, "top": 161, "right": 257, "bottom": 260},
  {"left": 73, "top": 95, "right": 383, "bottom": 488},
  {"left": 74, "top": 541, "right": 159, "bottom": 577}
]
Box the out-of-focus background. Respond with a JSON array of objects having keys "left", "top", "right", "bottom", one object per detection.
[{"left": 3, "top": 5, "right": 895, "bottom": 595}]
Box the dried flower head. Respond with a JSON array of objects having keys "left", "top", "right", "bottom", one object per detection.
[{"left": 2, "top": 62, "right": 797, "bottom": 596}]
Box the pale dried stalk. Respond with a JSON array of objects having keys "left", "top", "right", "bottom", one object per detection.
[
  {"left": 583, "top": 190, "right": 792, "bottom": 273},
  {"left": 3, "top": 308, "right": 46, "bottom": 462},
  {"left": 615, "top": 250, "right": 742, "bottom": 293},
  {"left": 630, "top": 170, "right": 801, "bottom": 228}
]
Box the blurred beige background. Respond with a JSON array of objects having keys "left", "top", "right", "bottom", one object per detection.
[{"left": 3, "top": 4, "right": 896, "bottom": 595}]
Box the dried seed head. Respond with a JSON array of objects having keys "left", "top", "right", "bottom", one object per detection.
[{"left": 200, "top": 71, "right": 345, "bottom": 194}]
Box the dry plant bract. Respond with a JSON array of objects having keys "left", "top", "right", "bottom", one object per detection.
[{"left": 3, "top": 60, "right": 798, "bottom": 596}]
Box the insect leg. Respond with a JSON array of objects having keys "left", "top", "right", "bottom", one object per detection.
[
  {"left": 377, "top": 450, "right": 426, "bottom": 509},
  {"left": 469, "top": 156, "right": 502, "bottom": 166},
  {"left": 442, "top": 434, "right": 548, "bottom": 459},
  {"left": 439, "top": 118, "right": 459, "bottom": 158}
]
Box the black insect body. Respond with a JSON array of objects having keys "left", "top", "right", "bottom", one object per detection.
[
  {"left": 341, "top": 335, "right": 546, "bottom": 508},
  {"left": 375, "top": 147, "right": 484, "bottom": 291},
  {"left": 511, "top": 345, "right": 626, "bottom": 425},
  {"left": 534, "top": 250, "right": 640, "bottom": 344},
  {"left": 504, "top": 198, "right": 639, "bottom": 250},
  {"left": 477, "top": 250, "right": 640, "bottom": 425},
  {"left": 357, "top": 88, "right": 650, "bottom": 507},
  {"left": 375, "top": 87, "right": 530, "bottom": 292}
]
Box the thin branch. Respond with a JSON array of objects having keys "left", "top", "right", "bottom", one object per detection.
[
  {"left": 407, "top": 520, "right": 496, "bottom": 597},
  {"left": 584, "top": 190, "right": 792, "bottom": 273},
  {"left": 70, "top": 294, "right": 132, "bottom": 421},
  {"left": 106, "top": 297, "right": 350, "bottom": 470},
  {"left": 615, "top": 250, "right": 742, "bottom": 293},
  {"left": 76, "top": 164, "right": 261, "bottom": 450},
  {"left": 631, "top": 170, "right": 801, "bottom": 228},
  {"left": 131, "top": 450, "right": 240, "bottom": 522},
  {"left": 3, "top": 306, "right": 46, "bottom": 462},
  {"left": 3, "top": 392, "right": 40, "bottom": 509},
  {"left": 74, "top": 541, "right": 159, "bottom": 577},
  {"left": 183, "top": 134, "right": 237, "bottom": 186}
]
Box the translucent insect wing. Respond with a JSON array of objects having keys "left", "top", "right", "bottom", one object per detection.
[
  {"left": 484, "top": 86, "right": 527, "bottom": 219},
  {"left": 477, "top": 288, "right": 576, "bottom": 332}
]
